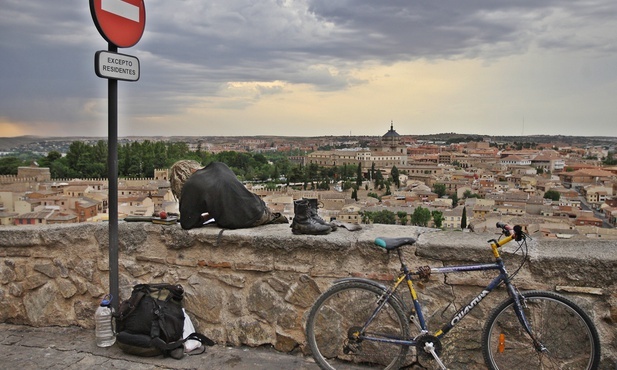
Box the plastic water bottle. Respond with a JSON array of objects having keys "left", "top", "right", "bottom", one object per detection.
[{"left": 95, "top": 294, "right": 116, "bottom": 347}]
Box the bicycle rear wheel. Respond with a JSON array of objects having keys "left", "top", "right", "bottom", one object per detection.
[
  {"left": 482, "top": 290, "right": 600, "bottom": 370},
  {"left": 305, "top": 281, "right": 410, "bottom": 370}
]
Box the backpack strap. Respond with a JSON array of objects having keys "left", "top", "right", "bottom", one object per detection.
[
  {"left": 185, "top": 332, "right": 215, "bottom": 346},
  {"left": 149, "top": 299, "right": 215, "bottom": 351},
  {"left": 147, "top": 283, "right": 184, "bottom": 302},
  {"left": 115, "top": 289, "right": 147, "bottom": 321},
  {"left": 149, "top": 332, "right": 215, "bottom": 351},
  {"left": 117, "top": 283, "right": 181, "bottom": 321}
]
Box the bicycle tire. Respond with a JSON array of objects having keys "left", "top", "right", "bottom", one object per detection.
[
  {"left": 305, "top": 281, "right": 410, "bottom": 370},
  {"left": 482, "top": 290, "right": 601, "bottom": 370}
]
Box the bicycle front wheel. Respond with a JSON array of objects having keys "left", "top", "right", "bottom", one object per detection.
[
  {"left": 305, "top": 281, "right": 410, "bottom": 370},
  {"left": 482, "top": 290, "right": 601, "bottom": 370}
]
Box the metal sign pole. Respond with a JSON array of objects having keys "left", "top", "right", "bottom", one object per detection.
[
  {"left": 108, "top": 42, "right": 119, "bottom": 311},
  {"left": 91, "top": 0, "right": 144, "bottom": 311}
]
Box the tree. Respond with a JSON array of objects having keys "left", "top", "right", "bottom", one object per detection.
[
  {"left": 306, "top": 163, "right": 319, "bottom": 183},
  {"left": 356, "top": 163, "right": 363, "bottom": 187},
  {"left": 432, "top": 210, "right": 444, "bottom": 228},
  {"left": 374, "top": 170, "right": 384, "bottom": 190},
  {"left": 391, "top": 165, "right": 400, "bottom": 188},
  {"left": 397, "top": 211, "right": 409, "bottom": 225},
  {"left": 361, "top": 211, "right": 374, "bottom": 224},
  {"left": 603, "top": 151, "right": 617, "bottom": 165},
  {"left": 38, "top": 151, "right": 62, "bottom": 168},
  {"left": 0, "top": 156, "right": 27, "bottom": 175},
  {"left": 370, "top": 162, "right": 376, "bottom": 182},
  {"left": 342, "top": 180, "right": 352, "bottom": 191},
  {"left": 461, "top": 207, "right": 467, "bottom": 229},
  {"left": 288, "top": 166, "right": 305, "bottom": 183},
  {"left": 449, "top": 193, "right": 459, "bottom": 208},
  {"left": 373, "top": 210, "right": 396, "bottom": 224},
  {"left": 433, "top": 183, "right": 446, "bottom": 198},
  {"left": 351, "top": 188, "right": 358, "bottom": 201},
  {"left": 65, "top": 141, "right": 106, "bottom": 178},
  {"left": 411, "top": 206, "right": 431, "bottom": 227},
  {"left": 318, "top": 178, "right": 330, "bottom": 190},
  {"left": 463, "top": 190, "right": 480, "bottom": 199},
  {"left": 384, "top": 183, "right": 391, "bottom": 196},
  {"left": 50, "top": 159, "right": 76, "bottom": 178},
  {"left": 271, "top": 165, "right": 280, "bottom": 182},
  {"left": 374, "top": 168, "right": 383, "bottom": 182},
  {"left": 367, "top": 192, "right": 380, "bottom": 201},
  {"left": 544, "top": 189, "right": 560, "bottom": 201}
]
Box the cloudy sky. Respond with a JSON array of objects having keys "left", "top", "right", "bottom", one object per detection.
[{"left": 1, "top": 0, "right": 616, "bottom": 138}]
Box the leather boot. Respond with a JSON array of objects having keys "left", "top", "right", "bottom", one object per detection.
[
  {"left": 304, "top": 198, "right": 337, "bottom": 231},
  {"left": 290, "top": 199, "right": 331, "bottom": 235}
]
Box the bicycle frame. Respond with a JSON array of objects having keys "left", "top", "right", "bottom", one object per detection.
[{"left": 351, "top": 233, "right": 536, "bottom": 347}]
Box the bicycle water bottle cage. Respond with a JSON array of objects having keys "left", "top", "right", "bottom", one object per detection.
[{"left": 374, "top": 237, "right": 416, "bottom": 251}]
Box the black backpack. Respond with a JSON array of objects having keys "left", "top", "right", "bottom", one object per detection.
[{"left": 114, "top": 283, "right": 214, "bottom": 359}]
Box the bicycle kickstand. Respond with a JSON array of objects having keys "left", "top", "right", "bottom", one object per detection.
[{"left": 422, "top": 342, "right": 448, "bottom": 370}]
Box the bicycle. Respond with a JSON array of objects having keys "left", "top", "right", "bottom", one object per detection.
[{"left": 305, "top": 222, "right": 601, "bottom": 369}]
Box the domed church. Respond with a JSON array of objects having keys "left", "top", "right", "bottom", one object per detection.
[{"left": 371, "top": 121, "right": 407, "bottom": 160}]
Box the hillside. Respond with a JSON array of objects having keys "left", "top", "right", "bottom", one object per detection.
[{"left": 1, "top": 134, "right": 616, "bottom": 153}]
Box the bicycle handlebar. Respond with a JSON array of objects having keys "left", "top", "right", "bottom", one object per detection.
[
  {"left": 495, "top": 221, "right": 507, "bottom": 229},
  {"left": 496, "top": 222, "right": 525, "bottom": 242}
]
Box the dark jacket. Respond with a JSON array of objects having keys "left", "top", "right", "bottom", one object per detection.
[{"left": 179, "top": 162, "right": 266, "bottom": 230}]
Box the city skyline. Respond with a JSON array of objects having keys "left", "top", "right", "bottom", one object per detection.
[{"left": 1, "top": 1, "right": 617, "bottom": 139}]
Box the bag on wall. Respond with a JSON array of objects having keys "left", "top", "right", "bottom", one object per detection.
[{"left": 114, "top": 283, "right": 214, "bottom": 359}]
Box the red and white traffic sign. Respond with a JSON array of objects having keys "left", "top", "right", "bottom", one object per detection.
[{"left": 90, "top": 0, "right": 146, "bottom": 48}]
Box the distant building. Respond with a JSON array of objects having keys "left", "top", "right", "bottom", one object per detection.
[
  {"left": 338, "top": 204, "right": 362, "bottom": 224},
  {"left": 372, "top": 121, "right": 407, "bottom": 157},
  {"left": 442, "top": 206, "right": 464, "bottom": 229},
  {"left": 306, "top": 121, "right": 408, "bottom": 171},
  {"left": 574, "top": 212, "right": 603, "bottom": 227},
  {"left": 558, "top": 168, "right": 615, "bottom": 189},
  {"left": 17, "top": 164, "right": 51, "bottom": 182}
]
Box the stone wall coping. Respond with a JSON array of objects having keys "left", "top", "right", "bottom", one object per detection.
[{"left": 2, "top": 222, "right": 615, "bottom": 267}]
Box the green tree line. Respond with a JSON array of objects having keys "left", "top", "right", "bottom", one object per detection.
[
  {"left": 0, "top": 141, "right": 369, "bottom": 188},
  {"left": 360, "top": 206, "right": 444, "bottom": 228}
]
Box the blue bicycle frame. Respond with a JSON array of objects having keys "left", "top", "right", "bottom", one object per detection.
[{"left": 346, "top": 234, "right": 536, "bottom": 348}]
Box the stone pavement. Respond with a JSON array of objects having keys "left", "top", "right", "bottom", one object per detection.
[{"left": 0, "top": 324, "right": 321, "bottom": 370}]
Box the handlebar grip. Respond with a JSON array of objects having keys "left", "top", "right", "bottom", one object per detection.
[{"left": 496, "top": 222, "right": 514, "bottom": 236}]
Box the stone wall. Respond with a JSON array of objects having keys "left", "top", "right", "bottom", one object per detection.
[{"left": 0, "top": 223, "right": 615, "bottom": 368}]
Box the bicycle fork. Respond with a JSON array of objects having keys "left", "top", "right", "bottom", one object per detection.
[{"left": 508, "top": 285, "right": 548, "bottom": 354}]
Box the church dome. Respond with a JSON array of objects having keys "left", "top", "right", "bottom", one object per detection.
[{"left": 383, "top": 121, "right": 400, "bottom": 138}]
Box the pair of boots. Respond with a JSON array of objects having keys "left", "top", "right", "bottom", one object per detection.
[{"left": 291, "top": 198, "right": 337, "bottom": 235}]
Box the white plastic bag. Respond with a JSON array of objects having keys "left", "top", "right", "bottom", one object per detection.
[{"left": 182, "top": 308, "right": 202, "bottom": 352}]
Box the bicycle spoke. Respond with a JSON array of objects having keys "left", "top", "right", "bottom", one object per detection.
[
  {"left": 482, "top": 291, "right": 600, "bottom": 370},
  {"left": 306, "top": 282, "right": 410, "bottom": 370}
]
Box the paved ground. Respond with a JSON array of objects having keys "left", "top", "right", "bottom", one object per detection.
[{"left": 0, "top": 324, "right": 321, "bottom": 370}]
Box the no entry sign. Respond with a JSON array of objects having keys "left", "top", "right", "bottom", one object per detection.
[{"left": 90, "top": 0, "right": 146, "bottom": 48}]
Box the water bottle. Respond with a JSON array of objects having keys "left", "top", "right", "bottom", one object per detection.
[{"left": 95, "top": 294, "right": 116, "bottom": 347}]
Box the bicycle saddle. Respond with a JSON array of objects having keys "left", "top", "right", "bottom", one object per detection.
[{"left": 374, "top": 237, "right": 416, "bottom": 251}]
